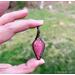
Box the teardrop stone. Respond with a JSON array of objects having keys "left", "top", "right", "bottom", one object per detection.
[{"left": 32, "top": 37, "right": 45, "bottom": 60}]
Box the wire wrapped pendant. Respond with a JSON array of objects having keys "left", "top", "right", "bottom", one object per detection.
[{"left": 32, "top": 26, "right": 45, "bottom": 60}]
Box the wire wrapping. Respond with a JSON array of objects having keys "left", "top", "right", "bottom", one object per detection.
[{"left": 35, "top": 26, "right": 40, "bottom": 40}]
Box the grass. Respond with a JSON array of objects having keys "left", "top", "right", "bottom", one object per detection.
[{"left": 1, "top": 2, "right": 75, "bottom": 73}]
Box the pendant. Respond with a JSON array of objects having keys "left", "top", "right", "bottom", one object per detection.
[{"left": 32, "top": 26, "right": 45, "bottom": 60}]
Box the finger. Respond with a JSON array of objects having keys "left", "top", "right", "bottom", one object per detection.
[
  {"left": 0, "top": 26, "right": 15, "bottom": 44},
  {"left": 0, "top": 8, "right": 28, "bottom": 25},
  {"left": 25, "top": 58, "right": 45, "bottom": 73},
  {"left": 4, "top": 19, "right": 44, "bottom": 33},
  {"left": 4, "top": 58, "right": 45, "bottom": 74},
  {"left": 0, "top": 64, "right": 12, "bottom": 74},
  {"left": 0, "top": 1, "right": 9, "bottom": 16},
  {"left": 0, "top": 64, "right": 12, "bottom": 69},
  {"left": 0, "top": 20, "right": 43, "bottom": 44}
]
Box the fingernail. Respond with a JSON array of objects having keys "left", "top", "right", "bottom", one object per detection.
[
  {"left": 39, "top": 59, "right": 45, "bottom": 64},
  {"left": 23, "top": 7, "right": 28, "bottom": 9},
  {"left": 22, "top": 7, "right": 28, "bottom": 13},
  {"left": 38, "top": 20, "right": 44, "bottom": 25}
]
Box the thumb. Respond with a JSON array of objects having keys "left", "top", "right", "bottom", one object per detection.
[
  {"left": 25, "top": 58, "right": 45, "bottom": 73},
  {"left": 3, "top": 58, "right": 45, "bottom": 74}
]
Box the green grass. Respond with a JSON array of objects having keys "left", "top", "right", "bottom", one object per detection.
[{"left": 1, "top": 2, "right": 75, "bottom": 73}]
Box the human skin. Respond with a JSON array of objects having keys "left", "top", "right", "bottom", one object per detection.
[
  {"left": 0, "top": 1, "right": 45, "bottom": 74},
  {"left": 0, "top": 1, "right": 9, "bottom": 16}
]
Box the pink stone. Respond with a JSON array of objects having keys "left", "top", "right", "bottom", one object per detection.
[{"left": 32, "top": 37, "right": 45, "bottom": 60}]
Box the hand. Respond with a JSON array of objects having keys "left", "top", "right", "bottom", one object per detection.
[{"left": 0, "top": 8, "right": 45, "bottom": 74}]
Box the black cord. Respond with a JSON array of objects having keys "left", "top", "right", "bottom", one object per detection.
[{"left": 35, "top": 26, "right": 40, "bottom": 40}]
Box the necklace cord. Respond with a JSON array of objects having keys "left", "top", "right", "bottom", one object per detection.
[{"left": 35, "top": 26, "right": 40, "bottom": 40}]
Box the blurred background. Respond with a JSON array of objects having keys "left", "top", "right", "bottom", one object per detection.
[{"left": 1, "top": 1, "right": 75, "bottom": 74}]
